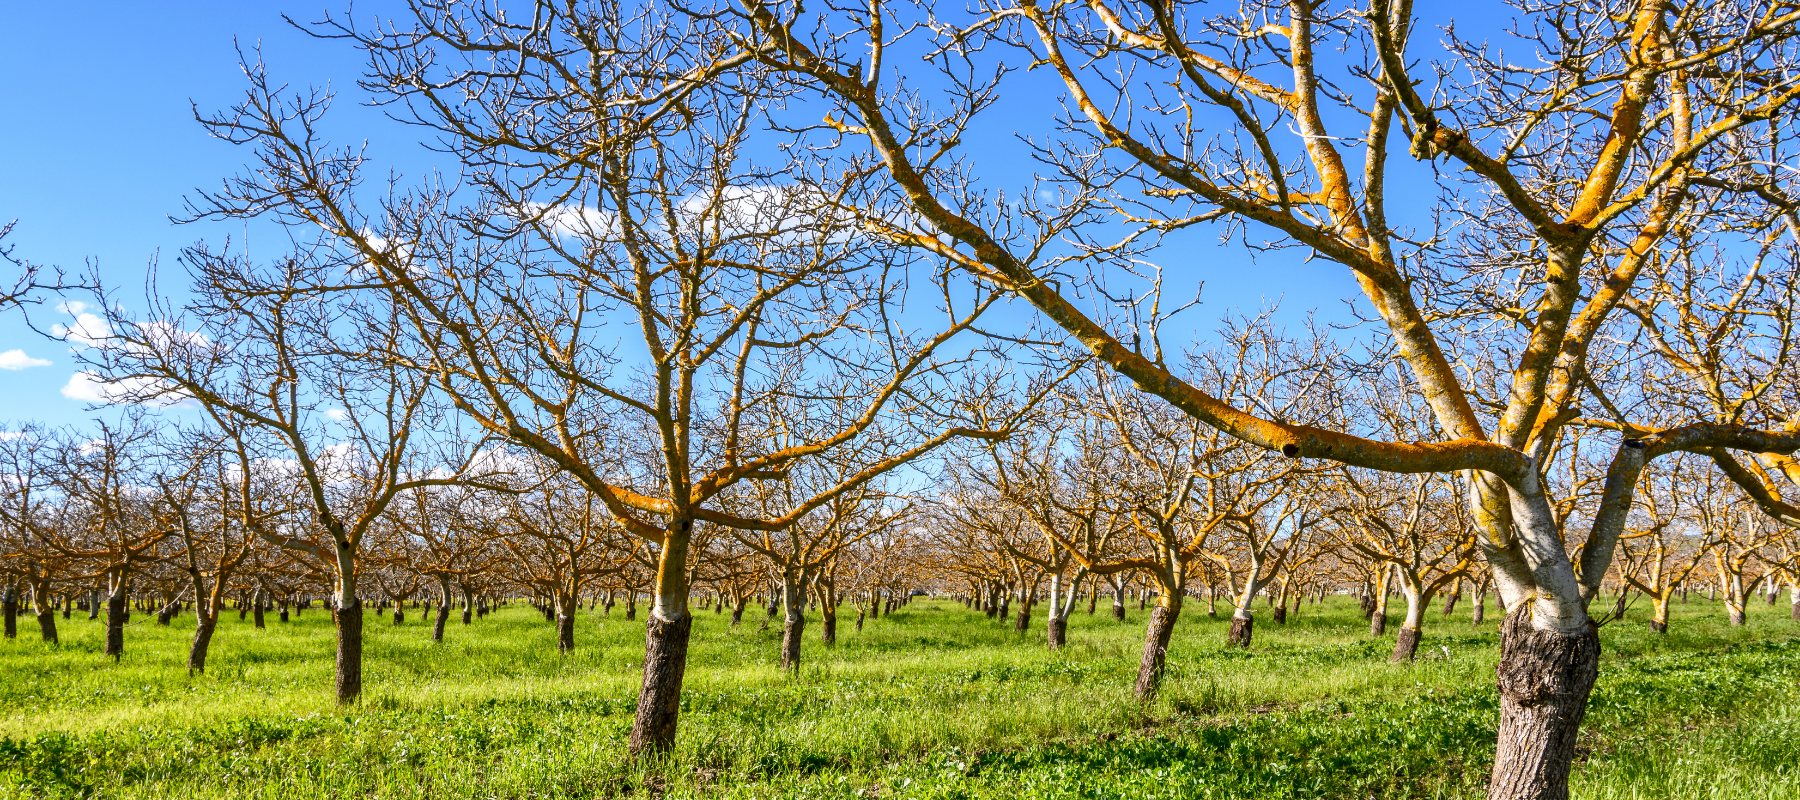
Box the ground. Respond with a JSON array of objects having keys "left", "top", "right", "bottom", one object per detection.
[{"left": 1, "top": 594, "right": 1796, "bottom": 799}]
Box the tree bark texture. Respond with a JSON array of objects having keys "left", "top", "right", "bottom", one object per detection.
[
  {"left": 629, "top": 612, "right": 692, "bottom": 756},
  {"left": 1486, "top": 609, "right": 1600, "bottom": 800},
  {"left": 1134, "top": 599, "right": 1179, "bottom": 700},
  {"left": 2, "top": 586, "right": 16, "bottom": 639},
  {"left": 1227, "top": 610, "right": 1254, "bottom": 648},
  {"left": 1392, "top": 626, "right": 1422, "bottom": 662},
  {"left": 189, "top": 613, "right": 217, "bottom": 674},
  {"left": 105, "top": 585, "right": 128, "bottom": 660},
  {"left": 334, "top": 599, "right": 363, "bottom": 704},
  {"left": 557, "top": 611, "right": 576, "bottom": 654}
]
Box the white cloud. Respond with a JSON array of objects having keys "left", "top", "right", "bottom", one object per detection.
[
  {"left": 0, "top": 350, "right": 51, "bottom": 370},
  {"left": 61, "top": 371, "right": 194, "bottom": 408},
  {"left": 55, "top": 300, "right": 87, "bottom": 315},
  {"left": 50, "top": 312, "right": 113, "bottom": 348},
  {"left": 324, "top": 408, "right": 351, "bottom": 422},
  {"left": 520, "top": 202, "right": 618, "bottom": 239}
]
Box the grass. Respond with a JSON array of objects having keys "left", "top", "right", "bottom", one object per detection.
[{"left": 0, "top": 592, "right": 1797, "bottom": 799}]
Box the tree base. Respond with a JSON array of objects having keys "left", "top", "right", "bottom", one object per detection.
[
  {"left": 1488, "top": 608, "right": 1599, "bottom": 800},
  {"left": 1134, "top": 604, "right": 1178, "bottom": 700},
  {"left": 630, "top": 612, "right": 693, "bottom": 757},
  {"left": 1226, "top": 614, "right": 1253, "bottom": 648},
  {"left": 1390, "top": 626, "right": 1420, "bottom": 662},
  {"left": 335, "top": 600, "right": 363, "bottom": 704}
]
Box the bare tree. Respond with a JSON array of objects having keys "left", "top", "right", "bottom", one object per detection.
[{"left": 735, "top": 1, "right": 1800, "bottom": 793}]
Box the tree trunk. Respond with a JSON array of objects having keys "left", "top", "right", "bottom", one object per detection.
[
  {"left": 253, "top": 591, "right": 266, "bottom": 629},
  {"left": 1047, "top": 613, "right": 1067, "bottom": 649},
  {"left": 462, "top": 585, "right": 474, "bottom": 624},
  {"left": 1724, "top": 577, "right": 1747, "bottom": 626},
  {"left": 1392, "top": 593, "right": 1425, "bottom": 662},
  {"left": 856, "top": 608, "right": 865, "bottom": 631},
  {"left": 30, "top": 582, "right": 57, "bottom": 644},
  {"left": 1473, "top": 587, "right": 1488, "bottom": 627},
  {"left": 1134, "top": 593, "right": 1181, "bottom": 699},
  {"left": 1648, "top": 593, "right": 1670, "bottom": 634},
  {"left": 730, "top": 596, "right": 746, "bottom": 626},
  {"left": 557, "top": 598, "right": 576, "bottom": 654},
  {"left": 1486, "top": 609, "right": 1600, "bottom": 800},
  {"left": 189, "top": 609, "right": 218, "bottom": 675},
  {"left": 631, "top": 610, "right": 692, "bottom": 756},
  {"left": 780, "top": 571, "right": 806, "bottom": 671},
  {"left": 1790, "top": 583, "right": 1799, "bottom": 621},
  {"left": 433, "top": 577, "right": 451, "bottom": 642},
  {"left": 1110, "top": 577, "right": 1127, "bottom": 621},
  {"left": 821, "top": 602, "right": 837, "bottom": 645},
  {"left": 334, "top": 598, "right": 363, "bottom": 704},
  {"left": 105, "top": 582, "right": 128, "bottom": 660},
  {"left": 35, "top": 605, "right": 58, "bottom": 644},
  {"left": 1370, "top": 585, "right": 1390, "bottom": 637},
  {"left": 628, "top": 526, "right": 695, "bottom": 757},
  {"left": 1227, "top": 607, "right": 1254, "bottom": 648},
  {"left": 1, "top": 585, "right": 16, "bottom": 639}
]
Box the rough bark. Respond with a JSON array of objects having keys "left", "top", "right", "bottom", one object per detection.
[
  {"left": 1649, "top": 595, "right": 1671, "bottom": 634},
  {"left": 1, "top": 586, "right": 16, "bottom": 639},
  {"left": 821, "top": 603, "right": 837, "bottom": 646},
  {"left": 189, "top": 613, "right": 217, "bottom": 674},
  {"left": 1227, "top": 610, "right": 1254, "bottom": 648},
  {"left": 629, "top": 611, "right": 692, "bottom": 756},
  {"left": 1487, "top": 609, "right": 1600, "bottom": 800},
  {"left": 1392, "top": 626, "right": 1422, "bottom": 662},
  {"left": 104, "top": 584, "right": 128, "bottom": 660},
  {"left": 781, "top": 576, "right": 806, "bottom": 671},
  {"left": 1392, "top": 593, "right": 1426, "bottom": 661},
  {"left": 1046, "top": 614, "right": 1067, "bottom": 649},
  {"left": 35, "top": 607, "right": 58, "bottom": 644},
  {"left": 334, "top": 598, "right": 363, "bottom": 704},
  {"left": 557, "top": 609, "right": 576, "bottom": 654},
  {"left": 1134, "top": 597, "right": 1180, "bottom": 699}
]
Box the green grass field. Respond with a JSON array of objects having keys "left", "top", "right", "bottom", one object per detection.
[{"left": 1, "top": 594, "right": 1797, "bottom": 799}]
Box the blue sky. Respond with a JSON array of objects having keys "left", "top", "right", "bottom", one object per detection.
[
  {"left": 0, "top": 2, "right": 434, "bottom": 427},
  {"left": 0, "top": 1, "right": 1500, "bottom": 431}
]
